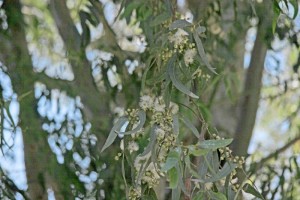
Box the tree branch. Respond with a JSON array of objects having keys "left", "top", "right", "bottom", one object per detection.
[
  {"left": 231, "top": 23, "right": 268, "bottom": 156},
  {"left": 248, "top": 135, "right": 300, "bottom": 176}
]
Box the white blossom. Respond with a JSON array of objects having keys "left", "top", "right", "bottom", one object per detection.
[
  {"left": 139, "top": 95, "right": 154, "bottom": 110},
  {"left": 155, "top": 127, "right": 165, "bottom": 140},
  {"left": 153, "top": 97, "right": 166, "bottom": 112},
  {"left": 184, "top": 48, "right": 197, "bottom": 65},
  {"left": 128, "top": 141, "right": 139, "bottom": 154},
  {"left": 168, "top": 28, "right": 188, "bottom": 46},
  {"left": 169, "top": 102, "right": 179, "bottom": 114}
]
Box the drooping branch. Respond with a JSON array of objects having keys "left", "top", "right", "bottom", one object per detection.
[{"left": 248, "top": 134, "right": 300, "bottom": 176}]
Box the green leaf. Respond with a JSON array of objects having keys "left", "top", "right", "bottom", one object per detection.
[
  {"left": 188, "top": 146, "right": 210, "bottom": 156},
  {"left": 198, "top": 139, "right": 233, "bottom": 150},
  {"left": 167, "top": 56, "right": 199, "bottom": 99},
  {"left": 290, "top": 0, "right": 299, "bottom": 19},
  {"left": 192, "top": 192, "right": 205, "bottom": 200},
  {"left": 169, "top": 19, "right": 192, "bottom": 30},
  {"left": 209, "top": 191, "right": 227, "bottom": 200},
  {"left": 243, "top": 183, "right": 263, "bottom": 199},
  {"left": 193, "top": 31, "right": 217, "bottom": 74},
  {"left": 204, "top": 162, "right": 237, "bottom": 183},
  {"left": 272, "top": 1, "right": 281, "bottom": 34},
  {"left": 173, "top": 115, "right": 179, "bottom": 135},
  {"left": 140, "top": 125, "right": 157, "bottom": 157},
  {"left": 196, "top": 26, "right": 206, "bottom": 34},
  {"left": 162, "top": 150, "right": 181, "bottom": 171},
  {"left": 168, "top": 167, "right": 179, "bottom": 189},
  {"left": 101, "top": 117, "right": 127, "bottom": 153},
  {"left": 150, "top": 12, "right": 171, "bottom": 26},
  {"left": 118, "top": 110, "right": 146, "bottom": 135},
  {"left": 180, "top": 115, "right": 200, "bottom": 138}
]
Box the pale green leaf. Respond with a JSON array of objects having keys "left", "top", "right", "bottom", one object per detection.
[
  {"left": 101, "top": 117, "right": 128, "bottom": 153},
  {"left": 290, "top": 0, "right": 299, "bottom": 19},
  {"left": 168, "top": 167, "right": 179, "bottom": 189},
  {"left": 204, "top": 162, "right": 237, "bottom": 183},
  {"left": 180, "top": 115, "right": 200, "bottom": 138},
  {"left": 118, "top": 110, "right": 146, "bottom": 135},
  {"left": 243, "top": 183, "right": 263, "bottom": 199},
  {"left": 150, "top": 12, "right": 171, "bottom": 26},
  {"left": 162, "top": 150, "right": 180, "bottom": 171},
  {"left": 140, "top": 125, "right": 157, "bottom": 157},
  {"left": 209, "top": 191, "right": 227, "bottom": 200},
  {"left": 167, "top": 56, "right": 199, "bottom": 99},
  {"left": 169, "top": 19, "right": 192, "bottom": 30},
  {"left": 193, "top": 31, "right": 217, "bottom": 74},
  {"left": 198, "top": 139, "right": 233, "bottom": 150}
]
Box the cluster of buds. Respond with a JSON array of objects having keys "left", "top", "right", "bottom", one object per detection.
[
  {"left": 192, "top": 68, "right": 211, "bottom": 81},
  {"left": 128, "top": 186, "right": 141, "bottom": 200},
  {"left": 125, "top": 108, "right": 139, "bottom": 124},
  {"left": 161, "top": 48, "right": 173, "bottom": 61},
  {"left": 141, "top": 163, "right": 163, "bottom": 188}
]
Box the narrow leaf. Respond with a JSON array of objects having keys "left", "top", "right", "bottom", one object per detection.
[
  {"left": 204, "top": 162, "right": 237, "bottom": 183},
  {"left": 168, "top": 167, "right": 179, "bottom": 189},
  {"left": 209, "top": 191, "right": 227, "bottom": 200},
  {"left": 150, "top": 12, "right": 171, "bottom": 26},
  {"left": 167, "top": 56, "right": 199, "bottom": 99},
  {"left": 243, "top": 183, "right": 263, "bottom": 199},
  {"left": 162, "top": 150, "right": 180, "bottom": 171},
  {"left": 101, "top": 117, "right": 127, "bottom": 153},
  {"left": 140, "top": 125, "right": 157, "bottom": 157},
  {"left": 118, "top": 110, "right": 146, "bottom": 135},
  {"left": 180, "top": 116, "right": 200, "bottom": 138},
  {"left": 198, "top": 139, "right": 233, "bottom": 150},
  {"left": 290, "top": 0, "right": 299, "bottom": 19},
  {"left": 169, "top": 19, "right": 192, "bottom": 30},
  {"left": 193, "top": 31, "right": 217, "bottom": 74}
]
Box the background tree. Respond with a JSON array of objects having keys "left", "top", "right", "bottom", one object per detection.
[{"left": 0, "top": 0, "right": 299, "bottom": 199}]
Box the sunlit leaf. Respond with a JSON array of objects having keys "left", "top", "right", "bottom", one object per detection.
[
  {"left": 101, "top": 117, "right": 128, "bottom": 153},
  {"left": 290, "top": 0, "right": 299, "bottom": 19},
  {"left": 118, "top": 110, "right": 146, "bottom": 135},
  {"left": 243, "top": 183, "right": 263, "bottom": 199}
]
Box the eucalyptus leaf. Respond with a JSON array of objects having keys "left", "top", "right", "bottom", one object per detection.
[
  {"left": 140, "top": 125, "right": 157, "bottom": 157},
  {"left": 169, "top": 19, "right": 192, "bottom": 30},
  {"left": 167, "top": 56, "right": 199, "bottom": 99},
  {"left": 173, "top": 114, "right": 179, "bottom": 135},
  {"left": 188, "top": 146, "right": 210, "bottom": 156},
  {"left": 204, "top": 162, "right": 237, "bottom": 183},
  {"left": 209, "top": 191, "right": 227, "bottom": 200},
  {"left": 196, "top": 26, "right": 206, "bottom": 34},
  {"left": 243, "top": 183, "right": 263, "bottom": 199},
  {"left": 168, "top": 167, "right": 179, "bottom": 189},
  {"left": 101, "top": 117, "right": 128, "bottom": 153},
  {"left": 117, "top": 110, "right": 146, "bottom": 135},
  {"left": 162, "top": 150, "right": 180, "bottom": 171},
  {"left": 198, "top": 139, "right": 233, "bottom": 150},
  {"left": 150, "top": 12, "right": 171, "bottom": 26},
  {"left": 290, "top": 0, "right": 299, "bottom": 19},
  {"left": 180, "top": 116, "right": 200, "bottom": 138},
  {"left": 193, "top": 31, "right": 217, "bottom": 74}
]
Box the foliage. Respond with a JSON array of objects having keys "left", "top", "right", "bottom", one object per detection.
[{"left": 0, "top": 0, "right": 299, "bottom": 200}]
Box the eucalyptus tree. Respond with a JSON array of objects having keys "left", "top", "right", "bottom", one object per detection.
[{"left": 0, "top": 0, "right": 299, "bottom": 199}]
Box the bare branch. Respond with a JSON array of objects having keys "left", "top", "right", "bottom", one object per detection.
[{"left": 249, "top": 135, "right": 300, "bottom": 176}]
